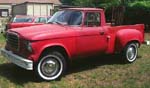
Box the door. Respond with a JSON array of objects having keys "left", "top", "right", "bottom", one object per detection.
[{"left": 76, "top": 12, "right": 108, "bottom": 56}]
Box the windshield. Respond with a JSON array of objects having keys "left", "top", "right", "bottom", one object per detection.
[
  {"left": 12, "top": 17, "right": 33, "bottom": 23},
  {"left": 48, "top": 10, "right": 82, "bottom": 26}
]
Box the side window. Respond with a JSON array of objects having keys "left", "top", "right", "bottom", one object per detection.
[
  {"left": 40, "top": 17, "right": 47, "bottom": 23},
  {"left": 35, "top": 17, "right": 40, "bottom": 23},
  {"left": 84, "top": 12, "right": 101, "bottom": 27},
  {"left": 35, "top": 17, "right": 47, "bottom": 23}
]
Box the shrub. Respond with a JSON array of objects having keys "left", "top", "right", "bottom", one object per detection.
[{"left": 124, "top": 1, "right": 150, "bottom": 30}]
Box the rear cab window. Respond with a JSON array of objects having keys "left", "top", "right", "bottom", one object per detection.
[{"left": 84, "top": 12, "right": 101, "bottom": 27}]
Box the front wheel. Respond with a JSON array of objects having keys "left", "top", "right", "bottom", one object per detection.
[
  {"left": 122, "top": 43, "right": 138, "bottom": 63},
  {"left": 35, "top": 51, "right": 67, "bottom": 81}
]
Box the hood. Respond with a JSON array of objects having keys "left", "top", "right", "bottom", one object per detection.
[{"left": 9, "top": 24, "right": 75, "bottom": 41}]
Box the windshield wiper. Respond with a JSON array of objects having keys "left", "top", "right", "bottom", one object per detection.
[
  {"left": 48, "top": 21, "right": 67, "bottom": 25},
  {"left": 55, "top": 21, "right": 63, "bottom": 25},
  {"left": 55, "top": 21, "right": 68, "bottom": 25},
  {"left": 47, "top": 21, "right": 54, "bottom": 24}
]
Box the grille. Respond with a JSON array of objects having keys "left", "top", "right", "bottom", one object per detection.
[{"left": 7, "top": 33, "right": 19, "bottom": 50}]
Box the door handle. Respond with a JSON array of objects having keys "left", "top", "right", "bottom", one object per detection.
[{"left": 100, "top": 31, "right": 105, "bottom": 35}]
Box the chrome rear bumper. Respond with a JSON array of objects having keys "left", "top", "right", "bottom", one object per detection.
[{"left": 144, "top": 40, "right": 150, "bottom": 46}]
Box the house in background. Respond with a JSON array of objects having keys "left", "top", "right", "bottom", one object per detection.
[
  {"left": 0, "top": 0, "right": 61, "bottom": 17},
  {"left": 0, "top": 0, "right": 61, "bottom": 33}
]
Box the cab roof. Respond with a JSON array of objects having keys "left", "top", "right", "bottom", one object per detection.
[{"left": 65, "top": 8, "right": 103, "bottom": 11}]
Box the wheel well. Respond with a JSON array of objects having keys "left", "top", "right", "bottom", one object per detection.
[
  {"left": 116, "top": 40, "right": 140, "bottom": 53},
  {"left": 126, "top": 40, "right": 140, "bottom": 48},
  {"left": 40, "top": 46, "right": 70, "bottom": 63}
]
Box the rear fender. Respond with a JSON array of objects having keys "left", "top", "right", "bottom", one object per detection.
[{"left": 115, "top": 29, "right": 142, "bottom": 52}]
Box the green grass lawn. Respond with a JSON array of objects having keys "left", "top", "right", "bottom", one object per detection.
[{"left": 0, "top": 33, "right": 149, "bottom": 88}]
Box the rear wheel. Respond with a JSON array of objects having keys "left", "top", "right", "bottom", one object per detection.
[
  {"left": 35, "top": 51, "right": 67, "bottom": 81},
  {"left": 122, "top": 43, "right": 138, "bottom": 63}
]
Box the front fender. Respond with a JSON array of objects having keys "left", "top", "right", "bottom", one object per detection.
[
  {"left": 115, "top": 29, "right": 143, "bottom": 52},
  {"left": 30, "top": 39, "right": 76, "bottom": 62}
]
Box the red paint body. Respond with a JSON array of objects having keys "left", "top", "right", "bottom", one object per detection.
[
  {"left": 6, "top": 8, "right": 145, "bottom": 62},
  {"left": 6, "top": 15, "right": 48, "bottom": 30}
]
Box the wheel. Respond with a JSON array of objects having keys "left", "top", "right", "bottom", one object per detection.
[
  {"left": 35, "top": 51, "right": 67, "bottom": 81},
  {"left": 122, "top": 43, "right": 138, "bottom": 63}
]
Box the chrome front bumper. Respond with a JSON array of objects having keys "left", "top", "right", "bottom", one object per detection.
[{"left": 1, "top": 48, "right": 33, "bottom": 70}]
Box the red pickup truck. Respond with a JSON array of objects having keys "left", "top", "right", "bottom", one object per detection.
[{"left": 1, "top": 8, "right": 145, "bottom": 81}]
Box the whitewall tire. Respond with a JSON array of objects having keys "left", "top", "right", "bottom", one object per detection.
[
  {"left": 122, "top": 43, "right": 138, "bottom": 63},
  {"left": 35, "top": 51, "right": 67, "bottom": 81}
]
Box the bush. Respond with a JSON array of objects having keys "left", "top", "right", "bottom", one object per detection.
[
  {"left": 104, "top": 1, "right": 150, "bottom": 29},
  {"left": 124, "top": 1, "right": 150, "bottom": 30}
]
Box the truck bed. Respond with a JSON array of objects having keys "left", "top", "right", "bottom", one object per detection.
[
  {"left": 106, "top": 24, "right": 145, "bottom": 54},
  {"left": 109, "top": 24, "right": 145, "bottom": 42}
]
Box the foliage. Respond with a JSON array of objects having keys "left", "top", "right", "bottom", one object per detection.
[
  {"left": 61, "top": 0, "right": 133, "bottom": 8},
  {"left": 72, "top": 0, "right": 122, "bottom": 8},
  {"left": 61, "top": 0, "right": 73, "bottom": 5},
  {"left": 61, "top": 0, "right": 150, "bottom": 8},
  {"left": 124, "top": 1, "right": 150, "bottom": 25},
  {"left": 73, "top": 0, "right": 94, "bottom": 7}
]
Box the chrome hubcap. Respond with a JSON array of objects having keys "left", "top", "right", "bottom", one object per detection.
[
  {"left": 127, "top": 46, "right": 136, "bottom": 60},
  {"left": 41, "top": 58, "right": 60, "bottom": 77}
]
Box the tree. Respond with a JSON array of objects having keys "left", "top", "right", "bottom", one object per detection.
[
  {"left": 61, "top": 0, "right": 74, "bottom": 5},
  {"left": 73, "top": 0, "right": 94, "bottom": 7},
  {"left": 72, "top": 0, "right": 131, "bottom": 8}
]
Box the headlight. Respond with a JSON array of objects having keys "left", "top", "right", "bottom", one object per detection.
[
  {"left": 25, "top": 41, "right": 32, "bottom": 52},
  {"left": 27, "top": 42, "right": 32, "bottom": 52}
]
